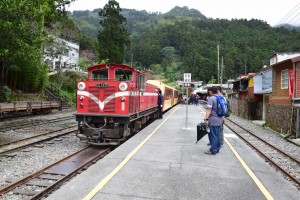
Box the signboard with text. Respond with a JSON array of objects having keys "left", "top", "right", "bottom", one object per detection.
[{"left": 183, "top": 73, "right": 191, "bottom": 87}]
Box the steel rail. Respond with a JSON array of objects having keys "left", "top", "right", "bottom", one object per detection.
[
  {"left": 0, "top": 146, "right": 111, "bottom": 199},
  {"left": 0, "top": 116, "right": 74, "bottom": 132},
  {"left": 0, "top": 127, "right": 77, "bottom": 156},
  {"left": 0, "top": 125, "right": 77, "bottom": 149},
  {"left": 225, "top": 118, "right": 300, "bottom": 188}
]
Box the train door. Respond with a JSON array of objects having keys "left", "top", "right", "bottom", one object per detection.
[
  {"left": 132, "top": 72, "right": 139, "bottom": 113},
  {"left": 139, "top": 74, "right": 146, "bottom": 111},
  {"left": 171, "top": 89, "right": 174, "bottom": 106}
]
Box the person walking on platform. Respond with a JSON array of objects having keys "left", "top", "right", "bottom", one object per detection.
[
  {"left": 203, "top": 86, "right": 222, "bottom": 155},
  {"left": 206, "top": 87, "right": 213, "bottom": 146},
  {"left": 216, "top": 86, "right": 225, "bottom": 145},
  {"left": 157, "top": 90, "right": 163, "bottom": 119}
]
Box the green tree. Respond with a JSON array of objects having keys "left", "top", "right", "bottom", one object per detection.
[
  {"left": 0, "top": 0, "right": 75, "bottom": 92},
  {"left": 98, "top": 0, "right": 130, "bottom": 63}
]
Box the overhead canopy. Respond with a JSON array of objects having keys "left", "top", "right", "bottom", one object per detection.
[{"left": 192, "top": 84, "right": 232, "bottom": 94}]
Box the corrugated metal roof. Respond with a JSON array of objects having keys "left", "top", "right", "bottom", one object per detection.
[{"left": 254, "top": 88, "right": 272, "bottom": 94}]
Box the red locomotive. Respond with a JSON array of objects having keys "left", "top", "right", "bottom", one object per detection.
[{"left": 75, "top": 64, "right": 179, "bottom": 145}]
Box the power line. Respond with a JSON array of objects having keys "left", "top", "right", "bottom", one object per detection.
[
  {"left": 291, "top": 17, "right": 300, "bottom": 26},
  {"left": 286, "top": 11, "right": 300, "bottom": 25},
  {"left": 275, "top": 2, "right": 300, "bottom": 27}
]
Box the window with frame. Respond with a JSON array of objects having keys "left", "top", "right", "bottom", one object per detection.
[
  {"left": 115, "top": 69, "right": 133, "bottom": 81},
  {"left": 64, "top": 48, "right": 69, "bottom": 57},
  {"left": 281, "top": 69, "right": 288, "bottom": 89},
  {"left": 174, "top": 91, "right": 178, "bottom": 98},
  {"left": 136, "top": 72, "right": 139, "bottom": 89},
  {"left": 139, "top": 75, "right": 146, "bottom": 90},
  {"left": 166, "top": 89, "right": 172, "bottom": 98},
  {"left": 91, "top": 69, "right": 108, "bottom": 80}
]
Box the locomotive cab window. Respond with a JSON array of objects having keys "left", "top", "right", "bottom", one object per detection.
[
  {"left": 115, "top": 69, "right": 132, "bottom": 81},
  {"left": 91, "top": 69, "right": 108, "bottom": 80}
]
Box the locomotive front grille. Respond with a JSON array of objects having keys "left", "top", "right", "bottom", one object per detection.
[
  {"left": 88, "top": 86, "right": 116, "bottom": 112},
  {"left": 103, "top": 87, "right": 115, "bottom": 112}
]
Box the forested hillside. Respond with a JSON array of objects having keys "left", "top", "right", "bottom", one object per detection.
[{"left": 70, "top": 6, "right": 300, "bottom": 83}]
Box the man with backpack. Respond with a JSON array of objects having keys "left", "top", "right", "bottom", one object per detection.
[
  {"left": 203, "top": 86, "right": 223, "bottom": 155},
  {"left": 216, "top": 86, "right": 230, "bottom": 145}
]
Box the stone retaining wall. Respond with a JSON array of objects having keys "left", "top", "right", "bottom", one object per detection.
[
  {"left": 266, "top": 104, "right": 296, "bottom": 136},
  {"left": 228, "top": 99, "right": 262, "bottom": 120},
  {"left": 228, "top": 99, "right": 297, "bottom": 137}
]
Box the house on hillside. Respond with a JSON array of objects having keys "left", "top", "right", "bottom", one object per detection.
[{"left": 44, "top": 37, "right": 79, "bottom": 72}]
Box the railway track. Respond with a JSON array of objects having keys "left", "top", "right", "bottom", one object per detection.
[
  {"left": 0, "top": 146, "right": 112, "bottom": 199},
  {"left": 0, "top": 124, "right": 77, "bottom": 148},
  {"left": 225, "top": 118, "right": 300, "bottom": 188},
  {"left": 0, "top": 116, "right": 74, "bottom": 132},
  {"left": 0, "top": 126, "right": 77, "bottom": 156}
]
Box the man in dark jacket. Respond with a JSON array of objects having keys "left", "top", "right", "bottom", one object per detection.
[{"left": 157, "top": 90, "right": 163, "bottom": 119}]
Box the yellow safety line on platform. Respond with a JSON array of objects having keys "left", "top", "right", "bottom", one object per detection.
[
  {"left": 83, "top": 107, "right": 180, "bottom": 200},
  {"left": 224, "top": 138, "right": 274, "bottom": 200}
]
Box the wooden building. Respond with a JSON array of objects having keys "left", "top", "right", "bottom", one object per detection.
[
  {"left": 228, "top": 53, "right": 300, "bottom": 138},
  {"left": 268, "top": 56, "right": 300, "bottom": 138}
]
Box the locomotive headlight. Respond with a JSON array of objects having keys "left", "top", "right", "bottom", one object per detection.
[
  {"left": 120, "top": 96, "right": 126, "bottom": 102},
  {"left": 119, "top": 82, "right": 128, "bottom": 91},
  {"left": 78, "top": 82, "right": 86, "bottom": 91},
  {"left": 79, "top": 96, "right": 84, "bottom": 100}
]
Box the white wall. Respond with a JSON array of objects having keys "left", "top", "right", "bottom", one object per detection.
[{"left": 44, "top": 37, "right": 80, "bottom": 71}]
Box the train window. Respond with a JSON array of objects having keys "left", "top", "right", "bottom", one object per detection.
[
  {"left": 166, "top": 89, "right": 171, "bottom": 98},
  {"left": 91, "top": 69, "right": 108, "bottom": 80},
  {"left": 115, "top": 69, "right": 132, "bottom": 81},
  {"left": 139, "top": 75, "right": 146, "bottom": 90},
  {"left": 136, "top": 72, "right": 140, "bottom": 88},
  {"left": 174, "top": 91, "right": 178, "bottom": 98}
]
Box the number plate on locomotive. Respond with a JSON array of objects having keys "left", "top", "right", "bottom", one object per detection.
[{"left": 96, "top": 83, "right": 108, "bottom": 88}]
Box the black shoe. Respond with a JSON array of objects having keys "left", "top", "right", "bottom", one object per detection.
[{"left": 204, "top": 150, "right": 215, "bottom": 155}]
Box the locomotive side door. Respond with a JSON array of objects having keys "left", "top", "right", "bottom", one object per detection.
[
  {"left": 135, "top": 72, "right": 140, "bottom": 114},
  {"left": 139, "top": 74, "right": 146, "bottom": 112}
]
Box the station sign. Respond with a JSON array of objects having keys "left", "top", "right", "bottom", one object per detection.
[
  {"left": 183, "top": 83, "right": 191, "bottom": 87},
  {"left": 183, "top": 73, "right": 191, "bottom": 87}
]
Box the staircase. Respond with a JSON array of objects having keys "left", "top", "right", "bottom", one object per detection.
[{"left": 45, "top": 83, "right": 74, "bottom": 110}]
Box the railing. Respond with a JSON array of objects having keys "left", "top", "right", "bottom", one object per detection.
[{"left": 46, "top": 83, "right": 74, "bottom": 108}]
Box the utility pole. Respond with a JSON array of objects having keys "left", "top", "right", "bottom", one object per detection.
[
  {"left": 217, "top": 45, "right": 220, "bottom": 84},
  {"left": 244, "top": 59, "right": 247, "bottom": 74},
  {"left": 130, "top": 54, "right": 133, "bottom": 67},
  {"left": 221, "top": 56, "right": 224, "bottom": 86}
]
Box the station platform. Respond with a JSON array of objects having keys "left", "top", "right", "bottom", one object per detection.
[{"left": 46, "top": 105, "right": 300, "bottom": 200}]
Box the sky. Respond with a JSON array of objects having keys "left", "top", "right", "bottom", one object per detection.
[{"left": 67, "top": 0, "right": 300, "bottom": 26}]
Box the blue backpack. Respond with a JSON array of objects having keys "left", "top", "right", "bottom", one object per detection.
[{"left": 213, "top": 95, "right": 229, "bottom": 117}]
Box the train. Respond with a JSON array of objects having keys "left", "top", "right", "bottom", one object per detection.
[
  {"left": 75, "top": 63, "right": 179, "bottom": 145},
  {"left": 0, "top": 100, "right": 60, "bottom": 119}
]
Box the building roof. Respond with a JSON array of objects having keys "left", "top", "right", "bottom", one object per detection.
[{"left": 270, "top": 55, "right": 300, "bottom": 68}]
